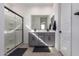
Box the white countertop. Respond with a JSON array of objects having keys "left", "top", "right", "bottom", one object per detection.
[{"left": 31, "top": 30, "right": 55, "bottom": 32}]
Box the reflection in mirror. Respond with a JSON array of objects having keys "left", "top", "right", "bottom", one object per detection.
[
  {"left": 31, "top": 15, "right": 48, "bottom": 31},
  {"left": 41, "top": 22, "right": 45, "bottom": 30}
]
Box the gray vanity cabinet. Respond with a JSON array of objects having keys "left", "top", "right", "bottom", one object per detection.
[{"left": 29, "top": 32, "right": 55, "bottom": 47}]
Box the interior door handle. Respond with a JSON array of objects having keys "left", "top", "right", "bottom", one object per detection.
[{"left": 59, "top": 30, "right": 62, "bottom": 33}]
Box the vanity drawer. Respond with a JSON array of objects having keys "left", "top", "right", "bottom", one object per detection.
[
  {"left": 50, "top": 33, "right": 55, "bottom": 36},
  {"left": 44, "top": 32, "right": 55, "bottom": 36},
  {"left": 37, "top": 32, "right": 45, "bottom": 36}
]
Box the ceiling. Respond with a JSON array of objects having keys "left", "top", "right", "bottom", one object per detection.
[
  {"left": 5, "top": 3, "right": 53, "bottom": 7},
  {"left": 4, "top": 3, "right": 53, "bottom": 16}
]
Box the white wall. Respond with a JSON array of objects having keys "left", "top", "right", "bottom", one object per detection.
[
  {"left": 72, "top": 3, "right": 79, "bottom": 56},
  {"left": 0, "top": 4, "right": 5, "bottom": 56}
]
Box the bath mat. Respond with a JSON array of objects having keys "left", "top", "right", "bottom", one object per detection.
[
  {"left": 33, "top": 46, "right": 50, "bottom": 52},
  {"left": 8, "top": 48, "right": 27, "bottom": 56}
]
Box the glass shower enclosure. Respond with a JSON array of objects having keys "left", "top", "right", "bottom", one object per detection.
[{"left": 4, "top": 6, "right": 23, "bottom": 54}]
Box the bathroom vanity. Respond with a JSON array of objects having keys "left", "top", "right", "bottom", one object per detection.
[{"left": 29, "top": 30, "right": 55, "bottom": 47}]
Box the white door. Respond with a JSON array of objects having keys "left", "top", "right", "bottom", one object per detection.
[{"left": 60, "top": 4, "right": 72, "bottom": 56}]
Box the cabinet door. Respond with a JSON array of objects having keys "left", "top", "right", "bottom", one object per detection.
[
  {"left": 37, "top": 33, "right": 46, "bottom": 46},
  {"left": 50, "top": 33, "right": 55, "bottom": 46},
  {"left": 37, "top": 35, "right": 46, "bottom": 46},
  {"left": 29, "top": 33, "right": 38, "bottom": 46},
  {"left": 44, "top": 34, "right": 55, "bottom": 46},
  {"left": 44, "top": 35, "right": 51, "bottom": 46},
  {"left": 49, "top": 35, "right": 55, "bottom": 46}
]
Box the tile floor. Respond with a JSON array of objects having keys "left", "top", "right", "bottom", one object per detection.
[{"left": 17, "top": 44, "right": 62, "bottom": 56}]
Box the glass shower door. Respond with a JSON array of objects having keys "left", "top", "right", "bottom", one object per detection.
[
  {"left": 15, "top": 15, "right": 22, "bottom": 46},
  {"left": 4, "top": 7, "right": 23, "bottom": 54},
  {"left": 4, "top": 8, "right": 16, "bottom": 53}
]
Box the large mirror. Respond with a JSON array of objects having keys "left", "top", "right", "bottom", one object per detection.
[
  {"left": 31, "top": 15, "right": 55, "bottom": 31},
  {"left": 31, "top": 15, "right": 49, "bottom": 30}
]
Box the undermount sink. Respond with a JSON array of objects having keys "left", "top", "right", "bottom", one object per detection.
[{"left": 31, "top": 30, "right": 55, "bottom": 32}]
